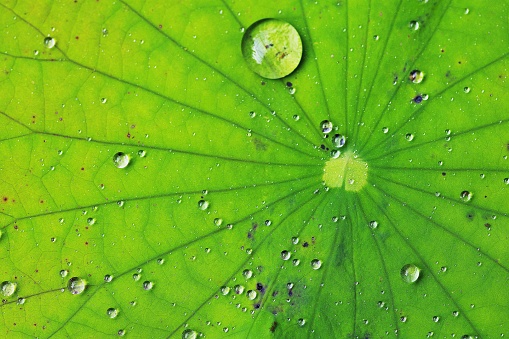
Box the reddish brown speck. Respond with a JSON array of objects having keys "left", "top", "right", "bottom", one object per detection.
[
  {"left": 40, "top": 200, "right": 44, "bottom": 203},
  {"left": 2, "top": 197, "right": 7, "bottom": 202},
  {"left": 75, "top": 36, "right": 79, "bottom": 40},
  {"left": 85, "top": 242, "right": 89, "bottom": 245},
  {"left": 81, "top": 167, "right": 84, "bottom": 171}
]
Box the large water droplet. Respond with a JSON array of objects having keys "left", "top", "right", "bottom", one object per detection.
[
  {"left": 400, "top": 264, "right": 421, "bottom": 283},
  {"left": 297, "top": 318, "right": 306, "bottom": 326},
  {"left": 320, "top": 120, "right": 333, "bottom": 134},
  {"left": 44, "top": 37, "right": 56, "bottom": 48},
  {"left": 67, "top": 277, "right": 86, "bottom": 295},
  {"left": 246, "top": 290, "right": 257, "bottom": 300},
  {"left": 241, "top": 19, "right": 303, "bottom": 79},
  {"left": 1, "top": 281, "right": 17, "bottom": 297},
  {"left": 182, "top": 329, "right": 198, "bottom": 339},
  {"left": 460, "top": 190, "right": 473, "bottom": 202},
  {"left": 113, "top": 152, "right": 130, "bottom": 169},
  {"left": 311, "top": 259, "right": 322, "bottom": 270},
  {"left": 107, "top": 307, "right": 119, "bottom": 319},
  {"left": 332, "top": 134, "right": 346, "bottom": 148}
]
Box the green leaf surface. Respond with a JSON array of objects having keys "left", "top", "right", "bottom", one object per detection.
[{"left": 1, "top": 0, "right": 508, "bottom": 338}]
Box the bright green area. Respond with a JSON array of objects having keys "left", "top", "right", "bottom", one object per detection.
[
  {"left": 0, "top": 0, "right": 508, "bottom": 338},
  {"left": 323, "top": 152, "right": 368, "bottom": 191}
]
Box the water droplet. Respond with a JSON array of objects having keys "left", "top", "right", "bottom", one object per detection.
[
  {"left": 234, "top": 284, "right": 245, "bottom": 294},
  {"left": 292, "top": 258, "right": 301, "bottom": 266},
  {"left": 320, "top": 120, "right": 333, "bottom": 134},
  {"left": 67, "top": 277, "right": 86, "bottom": 295},
  {"left": 373, "top": 35, "right": 379, "bottom": 40},
  {"left": 504, "top": 178, "right": 509, "bottom": 185},
  {"left": 289, "top": 87, "right": 296, "bottom": 95},
  {"left": 198, "top": 200, "right": 209, "bottom": 210},
  {"left": 87, "top": 217, "right": 96, "bottom": 225},
  {"left": 432, "top": 316, "right": 440, "bottom": 322},
  {"left": 452, "top": 310, "right": 459, "bottom": 317},
  {"left": 113, "top": 152, "right": 130, "bottom": 169},
  {"left": 291, "top": 236, "right": 299, "bottom": 244},
  {"left": 264, "top": 219, "right": 272, "bottom": 226},
  {"left": 464, "top": 86, "right": 471, "bottom": 93},
  {"left": 382, "top": 127, "right": 389, "bottom": 134},
  {"left": 107, "top": 307, "right": 119, "bottom": 318},
  {"left": 440, "top": 266, "right": 447, "bottom": 272},
  {"left": 157, "top": 258, "right": 165, "bottom": 265},
  {"left": 293, "top": 114, "right": 300, "bottom": 121},
  {"left": 249, "top": 111, "right": 256, "bottom": 118},
  {"left": 464, "top": 8, "right": 470, "bottom": 14},
  {"left": 104, "top": 274, "right": 113, "bottom": 282},
  {"left": 100, "top": 97, "right": 107, "bottom": 104},
  {"left": 311, "top": 259, "right": 322, "bottom": 270},
  {"left": 214, "top": 218, "right": 223, "bottom": 226},
  {"left": 377, "top": 301, "right": 385, "bottom": 308},
  {"left": 117, "top": 200, "right": 125, "bottom": 207},
  {"left": 332, "top": 134, "right": 346, "bottom": 148},
  {"left": 297, "top": 318, "right": 306, "bottom": 326},
  {"left": 241, "top": 19, "right": 303, "bottom": 79},
  {"left": 143, "top": 281, "right": 153, "bottom": 290},
  {"left": 182, "top": 329, "right": 198, "bottom": 339},
  {"left": 405, "top": 133, "right": 414, "bottom": 141},
  {"left": 460, "top": 190, "right": 473, "bottom": 202},
  {"left": 1, "top": 281, "right": 17, "bottom": 297},
  {"left": 118, "top": 329, "right": 126, "bottom": 336},
  {"left": 409, "top": 70, "right": 424, "bottom": 83},
  {"left": 137, "top": 150, "right": 146, "bottom": 157},
  {"left": 409, "top": 21, "right": 420, "bottom": 30},
  {"left": 60, "top": 269, "right": 69, "bottom": 278},
  {"left": 17, "top": 297, "right": 25, "bottom": 305},
  {"left": 369, "top": 220, "right": 378, "bottom": 229},
  {"left": 400, "top": 316, "right": 407, "bottom": 322},
  {"left": 281, "top": 250, "right": 291, "bottom": 260},
  {"left": 44, "top": 37, "right": 56, "bottom": 48},
  {"left": 220, "top": 286, "right": 230, "bottom": 295},
  {"left": 400, "top": 264, "right": 421, "bottom": 283},
  {"left": 242, "top": 269, "right": 253, "bottom": 279},
  {"left": 246, "top": 290, "right": 257, "bottom": 300}
]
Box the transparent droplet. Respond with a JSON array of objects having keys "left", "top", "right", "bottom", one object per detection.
[
  {"left": 143, "top": 281, "right": 153, "bottom": 290},
  {"left": 214, "top": 218, "right": 223, "bottom": 226},
  {"left": 198, "top": 200, "right": 209, "bottom": 210},
  {"left": 432, "top": 316, "right": 440, "bottom": 323},
  {"left": 400, "top": 316, "right": 407, "bottom": 322},
  {"left": 311, "top": 259, "right": 322, "bottom": 270},
  {"left": 369, "top": 220, "right": 378, "bottom": 229},
  {"left": 297, "top": 318, "right": 306, "bottom": 326},
  {"left": 405, "top": 133, "right": 414, "bottom": 141},
  {"left": 246, "top": 290, "right": 257, "bottom": 300},
  {"left": 44, "top": 37, "right": 56, "bottom": 48},
  {"left": 107, "top": 307, "right": 119, "bottom": 319},
  {"left": 504, "top": 178, "right": 509, "bottom": 185},
  {"left": 452, "top": 310, "right": 459, "bottom": 317},
  {"left": 87, "top": 217, "right": 96, "bottom": 226},
  {"left": 464, "top": 86, "right": 471, "bottom": 93},
  {"left": 320, "top": 120, "right": 333, "bottom": 134},
  {"left": 281, "top": 250, "right": 291, "bottom": 260},
  {"left": 292, "top": 258, "right": 301, "bottom": 266},
  {"left": 182, "top": 329, "right": 198, "bottom": 339},
  {"left": 409, "top": 21, "right": 420, "bottom": 30},
  {"left": 332, "top": 134, "right": 346, "bottom": 148},
  {"left": 241, "top": 19, "right": 303, "bottom": 79},
  {"left": 17, "top": 297, "right": 25, "bottom": 305},
  {"left": 60, "top": 269, "right": 69, "bottom": 278},
  {"left": 156, "top": 258, "right": 165, "bottom": 265},
  {"left": 291, "top": 236, "right": 299, "bottom": 244},
  {"left": 330, "top": 149, "right": 341, "bottom": 159},
  {"left": 400, "top": 264, "right": 421, "bottom": 283},
  {"left": 460, "top": 190, "right": 473, "bottom": 202},
  {"left": 293, "top": 114, "right": 300, "bottom": 121},
  {"left": 382, "top": 127, "right": 389, "bottom": 134},
  {"left": 137, "top": 150, "right": 146, "bottom": 157},
  {"left": 220, "top": 286, "right": 230, "bottom": 295},
  {"left": 117, "top": 200, "right": 125, "bottom": 207},
  {"left": 133, "top": 273, "right": 141, "bottom": 281},
  {"left": 67, "top": 277, "right": 86, "bottom": 295},
  {"left": 1, "top": 281, "right": 17, "bottom": 297},
  {"left": 264, "top": 219, "right": 272, "bottom": 226},
  {"left": 242, "top": 269, "right": 253, "bottom": 279},
  {"left": 104, "top": 274, "right": 113, "bottom": 283},
  {"left": 409, "top": 70, "right": 424, "bottom": 84},
  {"left": 118, "top": 329, "right": 126, "bottom": 336},
  {"left": 113, "top": 152, "right": 130, "bottom": 169},
  {"left": 100, "top": 97, "right": 107, "bottom": 104},
  {"left": 234, "top": 284, "right": 245, "bottom": 294}
]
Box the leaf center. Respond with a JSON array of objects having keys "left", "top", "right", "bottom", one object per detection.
[{"left": 322, "top": 151, "right": 368, "bottom": 191}]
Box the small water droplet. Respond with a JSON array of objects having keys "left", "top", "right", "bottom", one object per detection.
[
  {"left": 143, "top": 281, "right": 153, "bottom": 290},
  {"left": 281, "top": 250, "right": 291, "bottom": 260},
  {"left": 400, "top": 264, "right": 421, "bottom": 283},
  {"left": 60, "top": 269, "right": 69, "bottom": 278},
  {"left": 409, "top": 70, "right": 424, "bottom": 83},
  {"left": 292, "top": 258, "right": 301, "bottom": 266},
  {"left": 87, "top": 217, "right": 96, "bottom": 225},
  {"left": 291, "top": 236, "right": 299, "bottom": 244},
  {"left": 460, "top": 190, "right": 473, "bottom": 202},
  {"left": 44, "top": 37, "right": 56, "bottom": 48},
  {"left": 464, "top": 8, "right": 470, "bottom": 14},
  {"left": 297, "top": 318, "right": 306, "bottom": 326},
  {"left": 118, "top": 329, "right": 126, "bottom": 336},
  {"left": 220, "top": 286, "right": 230, "bottom": 295},
  {"left": 132, "top": 273, "right": 141, "bottom": 281},
  {"left": 107, "top": 307, "right": 119, "bottom": 319},
  {"left": 137, "top": 150, "right": 146, "bottom": 157},
  {"left": 400, "top": 316, "right": 407, "bottom": 322},
  {"left": 503, "top": 178, "right": 509, "bottom": 185},
  {"left": 33, "top": 50, "right": 39, "bottom": 56},
  {"left": 373, "top": 35, "right": 379, "bottom": 40},
  {"left": 1, "top": 281, "right": 17, "bottom": 297},
  {"left": 409, "top": 21, "right": 420, "bottom": 30},
  {"left": 433, "top": 316, "right": 440, "bottom": 322},
  {"left": 214, "top": 218, "right": 223, "bottom": 226},
  {"left": 452, "top": 310, "right": 459, "bottom": 317},
  {"left": 100, "top": 97, "right": 107, "bottom": 104},
  {"left": 17, "top": 297, "right": 25, "bottom": 305},
  {"left": 182, "top": 329, "right": 198, "bottom": 339},
  {"left": 242, "top": 269, "right": 253, "bottom": 279},
  {"left": 104, "top": 274, "right": 113, "bottom": 282},
  {"left": 117, "top": 200, "right": 125, "bottom": 207},
  {"left": 293, "top": 114, "right": 300, "bottom": 121},
  {"left": 311, "top": 259, "right": 322, "bottom": 270},
  {"left": 198, "top": 200, "right": 209, "bottom": 210},
  {"left": 369, "top": 220, "right": 378, "bottom": 229},
  {"left": 234, "top": 284, "right": 245, "bottom": 294},
  {"left": 67, "top": 277, "right": 86, "bottom": 295},
  {"left": 405, "top": 133, "right": 414, "bottom": 141},
  {"left": 320, "top": 120, "right": 333, "bottom": 134},
  {"left": 382, "top": 127, "right": 389, "bottom": 134},
  {"left": 246, "top": 290, "right": 257, "bottom": 300},
  {"left": 332, "top": 134, "right": 346, "bottom": 148},
  {"left": 241, "top": 19, "right": 303, "bottom": 79},
  {"left": 463, "top": 86, "right": 471, "bottom": 93},
  {"left": 264, "top": 219, "right": 272, "bottom": 226},
  {"left": 113, "top": 152, "right": 130, "bottom": 169},
  {"left": 102, "top": 28, "right": 108, "bottom": 36}
]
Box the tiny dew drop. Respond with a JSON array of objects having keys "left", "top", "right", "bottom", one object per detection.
[
  {"left": 332, "top": 134, "right": 346, "bottom": 148},
  {"left": 320, "top": 120, "right": 333, "bottom": 134},
  {"left": 432, "top": 316, "right": 440, "bottom": 322},
  {"left": 246, "top": 290, "right": 257, "bottom": 300},
  {"left": 214, "top": 218, "right": 223, "bottom": 226},
  {"left": 67, "top": 277, "right": 86, "bottom": 295},
  {"left": 87, "top": 217, "right": 96, "bottom": 226},
  {"left": 400, "top": 264, "right": 421, "bottom": 283},
  {"left": 460, "top": 190, "right": 473, "bottom": 202},
  {"left": 100, "top": 97, "right": 107, "bottom": 104},
  {"left": 241, "top": 19, "right": 303, "bottom": 79},
  {"left": 297, "top": 318, "right": 306, "bottom": 326},
  {"left": 281, "top": 250, "right": 291, "bottom": 260},
  {"left": 1, "top": 281, "right": 17, "bottom": 297},
  {"left": 242, "top": 269, "right": 253, "bottom": 279},
  {"left": 504, "top": 178, "right": 509, "bottom": 185},
  {"left": 311, "top": 259, "right": 322, "bottom": 270},
  {"left": 17, "top": 297, "right": 25, "bottom": 305},
  {"left": 220, "top": 286, "right": 230, "bottom": 295},
  {"left": 405, "top": 133, "right": 414, "bottom": 141},
  {"left": 107, "top": 307, "right": 119, "bottom": 319},
  {"left": 382, "top": 127, "right": 389, "bottom": 134},
  {"left": 409, "top": 20, "right": 420, "bottom": 30},
  {"left": 118, "top": 329, "right": 126, "bottom": 336},
  {"left": 464, "top": 86, "right": 471, "bottom": 93},
  {"left": 182, "top": 329, "right": 198, "bottom": 339},
  {"left": 234, "top": 284, "right": 245, "bottom": 294},
  {"left": 142, "top": 281, "right": 153, "bottom": 290},
  {"left": 113, "top": 152, "right": 130, "bottom": 169},
  {"left": 60, "top": 269, "right": 69, "bottom": 278},
  {"left": 133, "top": 273, "right": 141, "bottom": 281},
  {"left": 44, "top": 36, "right": 56, "bottom": 48},
  {"left": 409, "top": 70, "right": 424, "bottom": 83},
  {"left": 198, "top": 200, "right": 209, "bottom": 210},
  {"left": 369, "top": 220, "right": 378, "bottom": 229},
  {"left": 137, "top": 150, "right": 146, "bottom": 157},
  {"left": 104, "top": 274, "right": 113, "bottom": 282}
]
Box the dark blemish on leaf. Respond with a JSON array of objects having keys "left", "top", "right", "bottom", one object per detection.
[
  {"left": 247, "top": 232, "right": 252, "bottom": 239},
  {"left": 256, "top": 282, "right": 265, "bottom": 293},
  {"left": 286, "top": 82, "right": 292, "bottom": 87},
  {"left": 466, "top": 212, "right": 474, "bottom": 220},
  {"left": 303, "top": 242, "right": 309, "bottom": 247},
  {"left": 253, "top": 138, "right": 267, "bottom": 151},
  {"left": 158, "top": 24, "right": 163, "bottom": 29},
  {"left": 261, "top": 81, "right": 266, "bottom": 86},
  {"left": 288, "top": 289, "right": 293, "bottom": 297},
  {"left": 2, "top": 197, "right": 7, "bottom": 202},
  {"left": 272, "top": 291, "right": 279, "bottom": 297},
  {"left": 75, "top": 36, "right": 79, "bottom": 40},
  {"left": 413, "top": 95, "right": 423, "bottom": 103},
  {"left": 442, "top": 172, "right": 446, "bottom": 176},
  {"left": 254, "top": 303, "right": 261, "bottom": 309},
  {"left": 441, "top": 48, "right": 445, "bottom": 53},
  {"left": 311, "top": 236, "right": 316, "bottom": 244},
  {"left": 484, "top": 223, "right": 491, "bottom": 230},
  {"left": 253, "top": 222, "right": 258, "bottom": 230},
  {"left": 269, "top": 321, "right": 278, "bottom": 333},
  {"left": 81, "top": 167, "right": 84, "bottom": 171}
]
